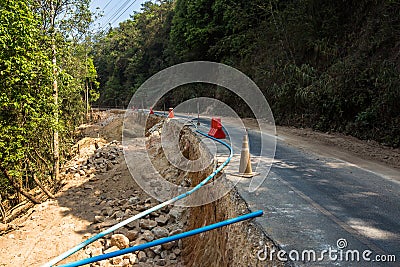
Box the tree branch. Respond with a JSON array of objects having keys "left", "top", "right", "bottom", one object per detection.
[
  {"left": 32, "top": 173, "right": 55, "bottom": 199},
  {"left": 0, "top": 166, "right": 41, "bottom": 205}
]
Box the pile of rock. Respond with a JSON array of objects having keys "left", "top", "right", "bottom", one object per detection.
[
  {"left": 63, "top": 138, "right": 187, "bottom": 266},
  {"left": 60, "top": 127, "right": 188, "bottom": 266},
  {"left": 64, "top": 140, "right": 122, "bottom": 179},
  {"left": 87, "top": 194, "right": 185, "bottom": 267}
]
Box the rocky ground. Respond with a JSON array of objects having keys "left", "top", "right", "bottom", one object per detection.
[
  {"left": 66, "top": 139, "right": 187, "bottom": 267},
  {"left": 0, "top": 112, "right": 187, "bottom": 266},
  {"left": 10, "top": 109, "right": 397, "bottom": 266},
  {"left": 2, "top": 110, "right": 397, "bottom": 267}
]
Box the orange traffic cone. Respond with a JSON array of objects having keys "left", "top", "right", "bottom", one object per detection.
[
  {"left": 149, "top": 107, "right": 154, "bottom": 114},
  {"left": 168, "top": 108, "right": 174, "bottom": 118},
  {"left": 239, "top": 134, "right": 252, "bottom": 174},
  {"left": 236, "top": 134, "right": 258, "bottom": 178}
]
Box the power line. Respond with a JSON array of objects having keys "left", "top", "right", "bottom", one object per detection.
[
  {"left": 108, "top": 0, "right": 138, "bottom": 28},
  {"left": 103, "top": 0, "right": 113, "bottom": 10},
  {"left": 100, "top": 0, "right": 131, "bottom": 30},
  {"left": 90, "top": 0, "right": 121, "bottom": 32},
  {"left": 90, "top": 0, "right": 112, "bottom": 12}
]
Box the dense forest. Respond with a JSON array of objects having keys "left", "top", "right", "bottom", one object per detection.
[
  {"left": 0, "top": 0, "right": 399, "bottom": 221},
  {"left": 93, "top": 0, "right": 400, "bottom": 148},
  {"left": 0, "top": 0, "right": 98, "bottom": 217}
]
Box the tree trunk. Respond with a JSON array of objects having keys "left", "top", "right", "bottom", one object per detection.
[
  {"left": 0, "top": 196, "right": 6, "bottom": 223},
  {"left": 51, "top": 0, "right": 59, "bottom": 182},
  {"left": 32, "top": 173, "right": 55, "bottom": 199},
  {"left": 89, "top": 81, "right": 93, "bottom": 121},
  {"left": 0, "top": 166, "right": 41, "bottom": 205}
]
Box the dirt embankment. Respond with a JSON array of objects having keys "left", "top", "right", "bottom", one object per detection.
[
  {"left": 0, "top": 112, "right": 186, "bottom": 266},
  {"left": 182, "top": 135, "right": 283, "bottom": 267},
  {"left": 0, "top": 111, "right": 282, "bottom": 267},
  {"left": 277, "top": 126, "right": 400, "bottom": 169},
  {"left": 77, "top": 109, "right": 125, "bottom": 142},
  {"left": 144, "top": 116, "right": 284, "bottom": 267}
]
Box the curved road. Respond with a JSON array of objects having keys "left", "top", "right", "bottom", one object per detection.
[
  {"left": 157, "top": 111, "right": 399, "bottom": 266},
  {"left": 226, "top": 124, "right": 400, "bottom": 266}
]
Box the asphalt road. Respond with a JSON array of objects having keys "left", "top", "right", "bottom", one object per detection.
[
  {"left": 227, "top": 126, "right": 400, "bottom": 267},
  {"left": 154, "top": 111, "right": 399, "bottom": 266}
]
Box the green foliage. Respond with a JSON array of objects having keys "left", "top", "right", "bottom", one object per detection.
[
  {"left": 0, "top": 0, "right": 99, "bottom": 205},
  {"left": 92, "top": 0, "right": 400, "bottom": 147},
  {"left": 170, "top": 0, "right": 219, "bottom": 60},
  {"left": 93, "top": 1, "right": 174, "bottom": 108},
  {"left": 0, "top": 0, "right": 53, "bottom": 198}
]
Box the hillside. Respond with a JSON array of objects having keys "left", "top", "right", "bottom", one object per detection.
[{"left": 93, "top": 0, "right": 400, "bottom": 147}]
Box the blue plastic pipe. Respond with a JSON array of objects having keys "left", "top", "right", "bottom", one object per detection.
[
  {"left": 43, "top": 127, "right": 233, "bottom": 267},
  {"left": 57, "top": 210, "right": 263, "bottom": 267}
]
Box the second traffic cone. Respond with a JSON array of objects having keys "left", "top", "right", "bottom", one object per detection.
[
  {"left": 168, "top": 108, "right": 174, "bottom": 118},
  {"left": 239, "top": 134, "right": 254, "bottom": 175}
]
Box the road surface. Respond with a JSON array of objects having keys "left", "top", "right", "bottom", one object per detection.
[
  {"left": 223, "top": 122, "right": 400, "bottom": 266},
  {"left": 155, "top": 114, "right": 400, "bottom": 266},
  {"left": 166, "top": 112, "right": 399, "bottom": 266}
]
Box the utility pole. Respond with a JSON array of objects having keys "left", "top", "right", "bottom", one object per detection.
[
  {"left": 89, "top": 79, "right": 93, "bottom": 121},
  {"left": 50, "top": 0, "right": 59, "bottom": 182},
  {"left": 86, "top": 78, "right": 90, "bottom": 121},
  {"left": 84, "top": 37, "right": 90, "bottom": 122},
  {"left": 197, "top": 98, "right": 200, "bottom": 126}
]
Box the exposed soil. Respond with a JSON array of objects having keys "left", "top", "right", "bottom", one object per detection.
[
  {"left": 0, "top": 112, "right": 184, "bottom": 266},
  {"left": 144, "top": 117, "right": 284, "bottom": 266},
  {"left": 2, "top": 111, "right": 398, "bottom": 267},
  {"left": 0, "top": 136, "right": 134, "bottom": 266},
  {"left": 0, "top": 111, "right": 282, "bottom": 267},
  {"left": 77, "top": 110, "right": 125, "bottom": 142},
  {"left": 183, "top": 186, "right": 284, "bottom": 267}
]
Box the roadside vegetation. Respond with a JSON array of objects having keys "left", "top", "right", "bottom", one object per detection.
[
  {"left": 0, "top": 0, "right": 399, "bottom": 223},
  {"left": 93, "top": 0, "right": 400, "bottom": 148},
  {"left": 0, "top": 0, "right": 98, "bottom": 219}
]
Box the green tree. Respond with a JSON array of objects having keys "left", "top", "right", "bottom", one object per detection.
[
  {"left": 92, "top": 0, "right": 400, "bottom": 147},
  {"left": 93, "top": 0, "right": 174, "bottom": 108},
  {"left": 33, "top": 0, "right": 97, "bottom": 179},
  {"left": 170, "top": 0, "right": 221, "bottom": 61},
  {"left": 0, "top": 0, "right": 54, "bottom": 203},
  {"left": 32, "top": 0, "right": 93, "bottom": 180}
]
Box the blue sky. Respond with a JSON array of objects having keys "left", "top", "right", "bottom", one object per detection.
[{"left": 90, "top": 0, "right": 149, "bottom": 31}]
